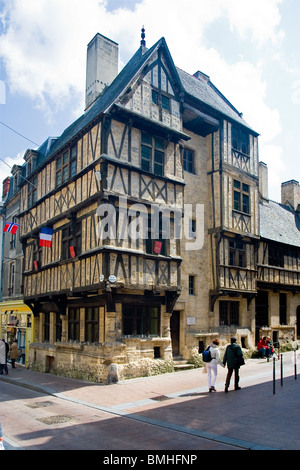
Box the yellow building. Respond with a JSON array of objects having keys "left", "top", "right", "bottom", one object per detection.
[{"left": 0, "top": 300, "right": 34, "bottom": 367}]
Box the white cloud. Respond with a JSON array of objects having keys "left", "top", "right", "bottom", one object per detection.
[{"left": 0, "top": 0, "right": 291, "bottom": 199}]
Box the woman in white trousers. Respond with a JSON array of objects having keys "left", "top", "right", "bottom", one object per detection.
[{"left": 206, "top": 338, "right": 224, "bottom": 392}]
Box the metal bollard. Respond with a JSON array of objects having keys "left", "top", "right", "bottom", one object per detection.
[
  {"left": 273, "top": 357, "right": 276, "bottom": 395},
  {"left": 280, "top": 354, "right": 283, "bottom": 386},
  {"left": 295, "top": 350, "right": 297, "bottom": 380}
]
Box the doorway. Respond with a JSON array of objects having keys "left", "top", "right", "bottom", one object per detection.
[
  {"left": 170, "top": 310, "right": 180, "bottom": 356},
  {"left": 255, "top": 291, "right": 269, "bottom": 344}
]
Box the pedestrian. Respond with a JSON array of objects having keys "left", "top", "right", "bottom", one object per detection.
[
  {"left": 257, "top": 336, "right": 269, "bottom": 358},
  {"left": 0, "top": 339, "right": 8, "bottom": 375},
  {"left": 206, "top": 338, "right": 225, "bottom": 392},
  {"left": 223, "top": 337, "right": 244, "bottom": 392},
  {"left": 10, "top": 340, "right": 19, "bottom": 368}
]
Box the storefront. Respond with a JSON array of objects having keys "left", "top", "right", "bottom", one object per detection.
[{"left": 0, "top": 301, "right": 34, "bottom": 367}]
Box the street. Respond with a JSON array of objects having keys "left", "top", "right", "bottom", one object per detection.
[{"left": 0, "top": 351, "right": 299, "bottom": 453}]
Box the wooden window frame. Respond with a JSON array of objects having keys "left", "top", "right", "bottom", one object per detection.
[
  {"left": 233, "top": 179, "right": 250, "bottom": 214},
  {"left": 61, "top": 221, "right": 82, "bottom": 260},
  {"left": 219, "top": 301, "right": 240, "bottom": 326},
  {"left": 85, "top": 307, "right": 99, "bottom": 343},
  {"left": 229, "top": 239, "right": 246, "bottom": 267},
  {"left": 141, "top": 132, "right": 165, "bottom": 177},
  {"left": 189, "top": 275, "right": 195, "bottom": 295},
  {"left": 232, "top": 126, "right": 249, "bottom": 156},
  {"left": 122, "top": 305, "right": 160, "bottom": 337},
  {"left": 56, "top": 144, "right": 77, "bottom": 187},
  {"left": 183, "top": 148, "right": 195, "bottom": 174},
  {"left": 68, "top": 308, "right": 80, "bottom": 341}
]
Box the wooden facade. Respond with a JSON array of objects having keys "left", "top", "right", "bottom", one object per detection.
[{"left": 3, "top": 33, "right": 299, "bottom": 382}]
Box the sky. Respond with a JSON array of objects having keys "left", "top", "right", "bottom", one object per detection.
[{"left": 0, "top": 0, "right": 299, "bottom": 203}]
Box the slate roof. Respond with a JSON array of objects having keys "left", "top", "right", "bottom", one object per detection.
[
  {"left": 259, "top": 199, "right": 300, "bottom": 248},
  {"left": 30, "top": 36, "right": 257, "bottom": 172}
]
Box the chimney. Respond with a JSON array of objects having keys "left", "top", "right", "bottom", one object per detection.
[
  {"left": 2, "top": 177, "right": 10, "bottom": 200},
  {"left": 259, "top": 162, "right": 269, "bottom": 200},
  {"left": 281, "top": 179, "right": 300, "bottom": 210},
  {"left": 85, "top": 33, "right": 119, "bottom": 111}
]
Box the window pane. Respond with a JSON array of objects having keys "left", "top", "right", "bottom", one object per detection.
[
  {"left": 161, "top": 95, "right": 169, "bottom": 111},
  {"left": 234, "top": 191, "right": 240, "bottom": 211},
  {"left": 243, "top": 194, "right": 249, "bottom": 213},
  {"left": 141, "top": 132, "right": 151, "bottom": 145},
  {"left": 152, "top": 90, "right": 158, "bottom": 105}
]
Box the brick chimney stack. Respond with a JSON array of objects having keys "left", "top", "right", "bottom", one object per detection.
[
  {"left": 2, "top": 176, "right": 10, "bottom": 200},
  {"left": 85, "top": 33, "right": 119, "bottom": 111}
]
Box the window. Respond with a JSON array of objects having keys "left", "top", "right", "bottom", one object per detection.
[
  {"left": 61, "top": 221, "right": 81, "bottom": 260},
  {"left": 9, "top": 216, "right": 18, "bottom": 250},
  {"left": 183, "top": 148, "right": 195, "bottom": 174},
  {"left": 27, "top": 176, "right": 37, "bottom": 208},
  {"left": 141, "top": 132, "right": 164, "bottom": 176},
  {"left": 161, "top": 94, "right": 169, "bottom": 111},
  {"left": 233, "top": 180, "right": 250, "bottom": 214},
  {"left": 152, "top": 90, "right": 158, "bottom": 105},
  {"left": 123, "top": 305, "right": 160, "bottom": 337},
  {"left": 232, "top": 126, "right": 249, "bottom": 155},
  {"left": 9, "top": 262, "right": 15, "bottom": 296},
  {"left": 56, "top": 145, "right": 77, "bottom": 186},
  {"left": 145, "top": 212, "right": 166, "bottom": 255},
  {"left": 189, "top": 275, "right": 195, "bottom": 295},
  {"left": 68, "top": 308, "right": 80, "bottom": 341},
  {"left": 85, "top": 307, "right": 99, "bottom": 343},
  {"left": 219, "top": 301, "right": 239, "bottom": 326},
  {"left": 229, "top": 239, "right": 246, "bottom": 267},
  {"left": 268, "top": 243, "right": 284, "bottom": 267}
]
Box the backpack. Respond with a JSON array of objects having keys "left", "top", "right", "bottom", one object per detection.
[{"left": 202, "top": 346, "right": 212, "bottom": 362}]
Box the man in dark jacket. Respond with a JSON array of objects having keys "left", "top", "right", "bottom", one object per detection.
[{"left": 223, "top": 337, "right": 244, "bottom": 392}]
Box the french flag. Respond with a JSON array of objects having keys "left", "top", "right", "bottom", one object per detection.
[
  {"left": 3, "top": 223, "right": 19, "bottom": 234},
  {"left": 39, "top": 227, "right": 53, "bottom": 247}
]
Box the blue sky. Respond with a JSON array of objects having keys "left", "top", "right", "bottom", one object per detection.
[{"left": 0, "top": 0, "right": 299, "bottom": 202}]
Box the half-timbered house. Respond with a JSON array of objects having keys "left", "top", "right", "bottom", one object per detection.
[{"left": 3, "top": 31, "right": 298, "bottom": 382}]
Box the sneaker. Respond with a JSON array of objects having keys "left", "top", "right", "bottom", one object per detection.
[{"left": 235, "top": 386, "right": 241, "bottom": 390}]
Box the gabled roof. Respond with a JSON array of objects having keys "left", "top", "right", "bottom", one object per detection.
[
  {"left": 23, "top": 35, "right": 258, "bottom": 175},
  {"left": 259, "top": 199, "right": 300, "bottom": 248}
]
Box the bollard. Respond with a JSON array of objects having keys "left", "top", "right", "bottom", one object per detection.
[
  {"left": 295, "top": 350, "right": 297, "bottom": 380},
  {"left": 280, "top": 354, "right": 283, "bottom": 386},
  {"left": 273, "top": 357, "right": 276, "bottom": 395}
]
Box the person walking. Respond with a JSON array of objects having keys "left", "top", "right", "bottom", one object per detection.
[
  {"left": 223, "top": 337, "right": 244, "bottom": 392},
  {"left": 206, "top": 338, "right": 225, "bottom": 392},
  {"left": 10, "top": 340, "right": 19, "bottom": 368},
  {"left": 0, "top": 339, "right": 8, "bottom": 375}
]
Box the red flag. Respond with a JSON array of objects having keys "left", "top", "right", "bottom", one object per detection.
[
  {"left": 69, "top": 246, "right": 76, "bottom": 258},
  {"left": 3, "top": 223, "right": 19, "bottom": 234},
  {"left": 154, "top": 241, "right": 162, "bottom": 254}
]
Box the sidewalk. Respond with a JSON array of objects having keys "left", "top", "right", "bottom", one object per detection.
[{"left": 1, "top": 350, "right": 299, "bottom": 450}]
